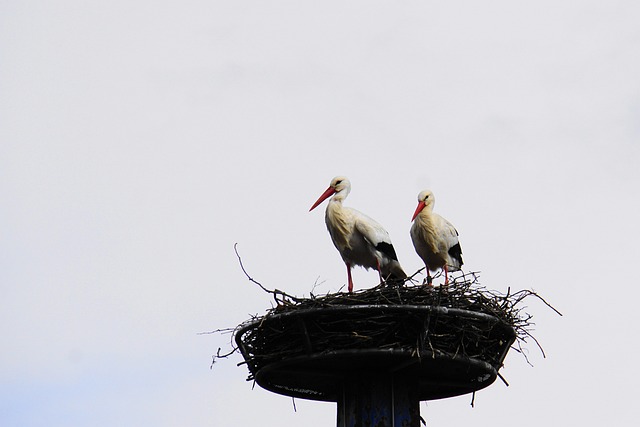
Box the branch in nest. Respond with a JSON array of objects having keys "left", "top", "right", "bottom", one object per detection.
[
  {"left": 209, "top": 345, "right": 239, "bottom": 369},
  {"left": 233, "top": 243, "right": 305, "bottom": 305},
  {"left": 197, "top": 328, "right": 235, "bottom": 335},
  {"left": 405, "top": 267, "right": 426, "bottom": 284}
]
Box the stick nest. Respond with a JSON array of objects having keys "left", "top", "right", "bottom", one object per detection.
[{"left": 232, "top": 270, "right": 560, "bottom": 383}]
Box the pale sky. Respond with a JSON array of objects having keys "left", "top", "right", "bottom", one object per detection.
[{"left": 2, "top": 1, "right": 639, "bottom": 426}]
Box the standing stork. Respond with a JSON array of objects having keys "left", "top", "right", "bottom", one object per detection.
[
  {"left": 410, "top": 190, "right": 463, "bottom": 285},
  {"left": 309, "top": 176, "right": 407, "bottom": 292}
]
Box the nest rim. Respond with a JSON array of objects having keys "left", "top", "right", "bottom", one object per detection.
[{"left": 235, "top": 303, "right": 516, "bottom": 402}]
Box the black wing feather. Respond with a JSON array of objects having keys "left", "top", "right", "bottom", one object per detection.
[
  {"left": 448, "top": 243, "right": 463, "bottom": 266},
  {"left": 376, "top": 241, "right": 399, "bottom": 261}
]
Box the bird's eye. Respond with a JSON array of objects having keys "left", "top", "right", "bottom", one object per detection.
[{"left": 335, "top": 180, "right": 342, "bottom": 185}]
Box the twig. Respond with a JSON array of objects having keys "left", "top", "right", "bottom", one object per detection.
[
  {"left": 234, "top": 243, "right": 272, "bottom": 294},
  {"left": 406, "top": 267, "right": 426, "bottom": 282},
  {"left": 234, "top": 243, "right": 305, "bottom": 304},
  {"left": 209, "top": 346, "right": 238, "bottom": 369},
  {"left": 310, "top": 276, "right": 325, "bottom": 296},
  {"left": 528, "top": 291, "right": 563, "bottom": 317},
  {"left": 497, "top": 372, "right": 509, "bottom": 387},
  {"left": 197, "top": 328, "right": 235, "bottom": 335}
]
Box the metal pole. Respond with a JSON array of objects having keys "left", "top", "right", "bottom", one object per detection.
[{"left": 337, "top": 373, "right": 420, "bottom": 427}]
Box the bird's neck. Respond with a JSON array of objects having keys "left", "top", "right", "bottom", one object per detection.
[
  {"left": 326, "top": 198, "right": 346, "bottom": 224},
  {"left": 325, "top": 200, "right": 351, "bottom": 250},
  {"left": 331, "top": 190, "right": 347, "bottom": 203},
  {"left": 419, "top": 206, "right": 434, "bottom": 219},
  {"left": 415, "top": 209, "right": 436, "bottom": 229}
]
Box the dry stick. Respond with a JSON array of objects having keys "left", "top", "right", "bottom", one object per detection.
[
  {"left": 233, "top": 243, "right": 304, "bottom": 304},
  {"left": 200, "top": 325, "right": 241, "bottom": 368},
  {"left": 310, "top": 276, "right": 326, "bottom": 296},
  {"left": 405, "top": 267, "right": 426, "bottom": 284},
  {"left": 197, "top": 328, "right": 235, "bottom": 335},
  {"left": 209, "top": 346, "right": 239, "bottom": 369},
  {"left": 529, "top": 292, "right": 563, "bottom": 317},
  {"left": 515, "top": 340, "right": 533, "bottom": 367},
  {"left": 497, "top": 372, "right": 510, "bottom": 387},
  {"left": 234, "top": 243, "right": 274, "bottom": 294},
  {"left": 523, "top": 329, "right": 547, "bottom": 358}
]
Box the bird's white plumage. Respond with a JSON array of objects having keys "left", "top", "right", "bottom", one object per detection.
[
  {"left": 310, "top": 176, "right": 406, "bottom": 292},
  {"left": 410, "top": 190, "right": 463, "bottom": 284}
]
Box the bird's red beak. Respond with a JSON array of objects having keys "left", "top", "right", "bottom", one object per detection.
[
  {"left": 309, "top": 187, "right": 336, "bottom": 211},
  {"left": 411, "top": 201, "right": 426, "bottom": 221}
]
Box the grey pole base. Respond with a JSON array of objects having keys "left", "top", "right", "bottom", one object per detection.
[{"left": 337, "top": 373, "right": 420, "bottom": 427}]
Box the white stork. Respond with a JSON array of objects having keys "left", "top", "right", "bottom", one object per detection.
[
  {"left": 309, "top": 176, "right": 407, "bottom": 292},
  {"left": 410, "top": 190, "right": 463, "bottom": 285}
]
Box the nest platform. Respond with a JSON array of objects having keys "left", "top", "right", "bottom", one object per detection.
[{"left": 234, "top": 274, "right": 532, "bottom": 403}]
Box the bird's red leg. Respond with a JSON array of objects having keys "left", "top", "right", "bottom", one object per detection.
[
  {"left": 375, "top": 258, "right": 383, "bottom": 284},
  {"left": 444, "top": 265, "right": 449, "bottom": 286},
  {"left": 346, "top": 262, "right": 353, "bottom": 293},
  {"left": 425, "top": 266, "right": 433, "bottom": 286}
]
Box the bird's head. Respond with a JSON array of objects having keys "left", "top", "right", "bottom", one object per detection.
[
  {"left": 411, "top": 190, "right": 435, "bottom": 221},
  {"left": 309, "top": 176, "right": 351, "bottom": 211}
]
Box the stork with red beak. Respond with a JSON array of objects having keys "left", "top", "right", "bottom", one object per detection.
[
  {"left": 410, "top": 190, "right": 463, "bottom": 285},
  {"left": 309, "top": 176, "right": 407, "bottom": 292}
]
